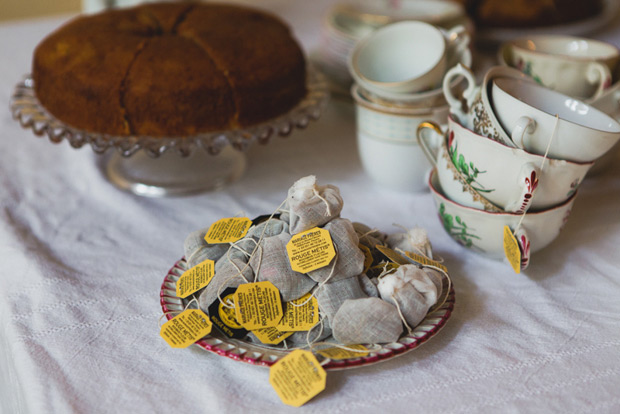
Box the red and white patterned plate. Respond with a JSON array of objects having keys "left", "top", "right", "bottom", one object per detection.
[{"left": 160, "top": 257, "right": 455, "bottom": 370}]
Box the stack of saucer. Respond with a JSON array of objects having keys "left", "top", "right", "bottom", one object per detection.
[
  {"left": 418, "top": 64, "right": 620, "bottom": 271},
  {"left": 349, "top": 21, "right": 471, "bottom": 192}
]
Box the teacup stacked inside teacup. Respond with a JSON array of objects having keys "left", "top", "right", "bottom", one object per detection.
[
  {"left": 418, "top": 59, "right": 620, "bottom": 271},
  {"left": 349, "top": 20, "right": 471, "bottom": 192},
  {"left": 498, "top": 34, "right": 620, "bottom": 174}
]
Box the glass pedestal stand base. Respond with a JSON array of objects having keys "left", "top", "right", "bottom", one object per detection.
[{"left": 100, "top": 146, "right": 246, "bottom": 197}]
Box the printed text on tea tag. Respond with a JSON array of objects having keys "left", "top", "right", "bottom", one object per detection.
[
  {"left": 176, "top": 259, "right": 215, "bottom": 299},
  {"left": 160, "top": 309, "right": 212, "bottom": 348},
  {"left": 269, "top": 349, "right": 326, "bottom": 407},
  {"left": 233, "top": 282, "right": 283, "bottom": 330},
  {"left": 316, "top": 344, "right": 369, "bottom": 360},
  {"left": 286, "top": 227, "right": 336, "bottom": 273},
  {"left": 277, "top": 293, "right": 320, "bottom": 332},
  {"left": 204, "top": 217, "right": 252, "bottom": 244},
  {"left": 251, "top": 327, "right": 293, "bottom": 345}
]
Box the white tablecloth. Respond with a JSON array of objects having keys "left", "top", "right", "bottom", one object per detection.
[{"left": 1, "top": 2, "right": 620, "bottom": 413}]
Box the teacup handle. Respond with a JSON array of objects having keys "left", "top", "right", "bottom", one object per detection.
[
  {"left": 515, "top": 227, "right": 531, "bottom": 271},
  {"left": 504, "top": 163, "right": 540, "bottom": 214},
  {"left": 511, "top": 116, "right": 537, "bottom": 150},
  {"left": 443, "top": 63, "right": 477, "bottom": 122},
  {"left": 416, "top": 121, "right": 444, "bottom": 166},
  {"left": 586, "top": 62, "right": 612, "bottom": 100},
  {"left": 444, "top": 25, "right": 470, "bottom": 68}
]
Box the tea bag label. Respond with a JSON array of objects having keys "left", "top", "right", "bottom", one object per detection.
[
  {"left": 233, "top": 281, "right": 283, "bottom": 330},
  {"left": 286, "top": 227, "right": 336, "bottom": 273},
  {"left": 359, "top": 244, "right": 373, "bottom": 273},
  {"left": 176, "top": 259, "right": 215, "bottom": 299},
  {"left": 402, "top": 251, "right": 448, "bottom": 273},
  {"left": 207, "top": 289, "right": 248, "bottom": 339},
  {"left": 316, "top": 344, "right": 369, "bottom": 360},
  {"left": 160, "top": 309, "right": 212, "bottom": 348},
  {"left": 204, "top": 217, "right": 252, "bottom": 244},
  {"left": 251, "top": 326, "right": 293, "bottom": 345},
  {"left": 503, "top": 225, "right": 521, "bottom": 274},
  {"left": 269, "top": 349, "right": 326, "bottom": 407},
  {"left": 277, "top": 293, "right": 320, "bottom": 332}
]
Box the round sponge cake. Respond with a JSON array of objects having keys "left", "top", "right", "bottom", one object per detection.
[{"left": 32, "top": 2, "right": 307, "bottom": 137}]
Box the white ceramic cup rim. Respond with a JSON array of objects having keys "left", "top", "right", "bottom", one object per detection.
[
  {"left": 508, "top": 35, "right": 620, "bottom": 62},
  {"left": 352, "top": 21, "right": 446, "bottom": 86},
  {"left": 494, "top": 77, "right": 620, "bottom": 134}
]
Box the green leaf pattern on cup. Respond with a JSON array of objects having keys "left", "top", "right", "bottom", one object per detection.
[
  {"left": 439, "top": 203, "right": 481, "bottom": 248},
  {"left": 448, "top": 137, "right": 494, "bottom": 194},
  {"left": 567, "top": 178, "right": 580, "bottom": 198},
  {"left": 517, "top": 59, "right": 543, "bottom": 85}
]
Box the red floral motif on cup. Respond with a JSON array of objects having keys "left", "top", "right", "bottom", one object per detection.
[
  {"left": 516, "top": 170, "right": 539, "bottom": 214},
  {"left": 519, "top": 234, "right": 530, "bottom": 270}
]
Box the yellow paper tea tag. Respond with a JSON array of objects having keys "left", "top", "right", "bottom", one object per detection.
[
  {"left": 204, "top": 217, "right": 252, "bottom": 244},
  {"left": 176, "top": 259, "right": 215, "bottom": 299},
  {"left": 316, "top": 344, "right": 369, "bottom": 360},
  {"left": 503, "top": 225, "right": 521, "bottom": 274},
  {"left": 286, "top": 227, "right": 336, "bottom": 273},
  {"left": 269, "top": 349, "right": 327, "bottom": 407},
  {"left": 277, "top": 293, "right": 320, "bottom": 332},
  {"left": 359, "top": 244, "right": 373, "bottom": 273},
  {"left": 251, "top": 326, "right": 293, "bottom": 345},
  {"left": 233, "top": 281, "right": 283, "bottom": 330},
  {"left": 160, "top": 309, "right": 212, "bottom": 348},
  {"left": 401, "top": 251, "right": 448, "bottom": 273}
]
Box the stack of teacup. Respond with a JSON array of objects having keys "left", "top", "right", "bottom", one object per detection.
[
  {"left": 498, "top": 34, "right": 620, "bottom": 174},
  {"left": 418, "top": 62, "right": 620, "bottom": 271},
  {"left": 349, "top": 20, "right": 471, "bottom": 192}
]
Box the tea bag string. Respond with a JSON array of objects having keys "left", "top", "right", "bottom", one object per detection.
[
  {"left": 158, "top": 297, "right": 199, "bottom": 328},
  {"left": 392, "top": 294, "right": 413, "bottom": 333},
  {"left": 393, "top": 223, "right": 433, "bottom": 259},
  {"left": 216, "top": 198, "right": 288, "bottom": 309},
  {"left": 289, "top": 246, "right": 340, "bottom": 308},
  {"left": 312, "top": 185, "right": 332, "bottom": 217},
  {"left": 513, "top": 114, "right": 559, "bottom": 234}
]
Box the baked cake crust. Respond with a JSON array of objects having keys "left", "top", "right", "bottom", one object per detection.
[{"left": 32, "top": 2, "right": 307, "bottom": 137}]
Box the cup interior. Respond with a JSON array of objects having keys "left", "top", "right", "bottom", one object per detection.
[
  {"left": 355, "top": 22, "right": 445, "bottom": 84},
  {"left": 493, "top": 77, "right": 620, "bottom": 133},
  {"left": 511, "top": 36, "right": 619, "bottom": 60}
]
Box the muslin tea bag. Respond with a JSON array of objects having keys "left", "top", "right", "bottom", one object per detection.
[
  {"left": 249, "top": 233, "right": 316, "bottom": 302},
  {"left": 198, "top": 255, "right": 254, "bottom": 311},
  {"left": 332, "top": 297, "right": 403, "bottom": 345},
  {"left": 377, "top": 265, "right": 438, "bottom": 329},
  {"left": 247, "top": 218, "right": 289, "bottom": 239},
  {"left": 358, "top": 273, "right": 379, "bottom": 297},
  {"left": 387, "top": 227, "right": 433, "bottom": 259},
  {"left": 314, "top": 275, "right": 367, "bottom": 324},
  {"left": 287, "top": 175, "right": 344, "bottom": 234},
  {"left": 307, "top": 218, "right": 365, "bottom": 283},
  {"left": 184, "top": 227, "right": 230, "bottom": 268},
  {"left": 286, "top": 318, "right": 332, "bottom": 345}
]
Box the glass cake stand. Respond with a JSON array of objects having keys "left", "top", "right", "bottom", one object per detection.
[{"left": 10, "top": 67, "right": 329, "bottom": 197}]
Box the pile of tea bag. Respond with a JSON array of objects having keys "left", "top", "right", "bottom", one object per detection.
[{"left": 184, "top": 175, "right": 446, "bottom": 347}]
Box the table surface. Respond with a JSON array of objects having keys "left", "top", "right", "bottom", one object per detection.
[{"left": 2, "top": 2, "right": 620, "bottom": 413}]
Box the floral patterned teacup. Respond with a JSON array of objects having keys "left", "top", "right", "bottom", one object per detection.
[
  {"left": 428, "top": 169, "right": 577, "bottom": 270},
  {"left": 499, "top": 35, "right": 619, "bottom": 100},
  {"left": 418, "top": 115, "right": 593, "bottom": 213}
]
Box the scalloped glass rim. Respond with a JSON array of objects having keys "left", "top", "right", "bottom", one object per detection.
[
  {"left": 160, "top": 257, "right": 455, "bottom": 371},
  {"left": 10, "top": 66, "right": 329, "bottom": 158}
]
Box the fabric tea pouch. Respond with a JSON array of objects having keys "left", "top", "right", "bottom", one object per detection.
[
  {"left": 387, "top": 227, "right": 433, "bottom": 259},
  {"left": 250, "top": 233, "right": 317, "bottom": 302},
  {"left": 377, "top": 265, "right": 439, "bottom": 329},
  {"left": 184, "top": 227, "right": 230, "bottom": 268},
  {"left": 307, "top": 218, "right": 365, "bottom": 283},
  {"left": 198, "top": 255, "right": 254, "bottom": 311},
  {"left": 314, "top": 275, "right": 367, "bottom": 324},
  {"left": 332, "top": 297, "right": 403, "bottom": 345},
  {"left": 287, "top": 175, "right": 344, "bottom": 234},
  {"left": 247, "top": 218, "right": 289, "bottom": 239}
]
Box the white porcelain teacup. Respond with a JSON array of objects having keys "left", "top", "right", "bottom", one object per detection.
[
  {"left": 499, "top": 35, "right": 619, "bottom": 100},
  {"left": 350, "top": 21, "right": 469, "bottom": 95},
  {"left": 492, "top": 77, "right": 620, "bottom": 162},
  {"left": 443, "top": 64, "right": 533, "bottom": 147},
  {"left": 428, "top": 169, "right": 577, "bottom": 271},
  {"left": 418, "top": 115, "right": 593, "bottom": 213},
  {"left": 352, "top": 84, "right": 448, "bottom": 192}
]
